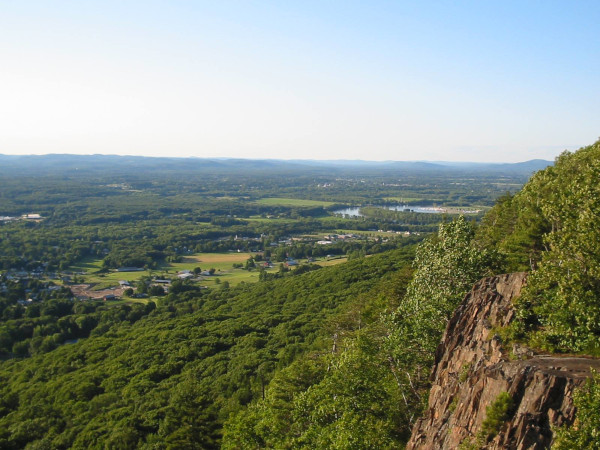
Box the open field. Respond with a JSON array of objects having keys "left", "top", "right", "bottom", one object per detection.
[
  {"left": 69, "top": 257, "right": 104, "bottom": 273},
  {"left": 255, "top": 197, "right": 335, "bottom": 207},
  {"left": 68, "top": 257, "right": 148, "bottom": 288},
  {"left": 67, "top": 252, "right": 349, "bottom": 291},
  {"left": 167, "top": 253, "right": 261, "bottom": 286},
  {"left": 317, "top": 256, "right": 348, "bottom": 266},
  {"left": 245, "top": 217, "right": 300, "bottom": 223},
  {"left": 69, "top": 253, "right": 257, "bottom": 287},
  {"left": 179, "top": 252, "right": 255, "bottom": 265}
]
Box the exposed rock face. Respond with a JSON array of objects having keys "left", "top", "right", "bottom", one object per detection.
[{"left": 407, "top": 272, "right": 600, "bottom": 449}]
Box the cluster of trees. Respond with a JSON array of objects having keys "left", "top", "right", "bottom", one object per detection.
[
  {"left": 478, "top": 140, "right": 600, "bottom": 354},
  {"left": 0, "top": 289, "right": 157, "bottom": 357},
  {"left": 0, "top": 213, "right": 424, "bottom": 272},
  {"left": 358, "top": 205, "right": 469, "bottom": 232}
]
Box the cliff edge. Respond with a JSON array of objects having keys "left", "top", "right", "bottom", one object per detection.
[{"left": 407, "top": 272, "right": 600, "bottom": 449}]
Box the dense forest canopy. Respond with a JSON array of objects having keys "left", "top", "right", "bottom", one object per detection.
[
  {"left": 477, "top": 140, "right": 600, "bottom": 354},
  {"left": 0, "top": 249, "right": 415, "bottom": 448}
]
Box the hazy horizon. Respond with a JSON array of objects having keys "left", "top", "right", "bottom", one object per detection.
[{"left": 0, "top": 152, "right": 553, "bottom": 165}]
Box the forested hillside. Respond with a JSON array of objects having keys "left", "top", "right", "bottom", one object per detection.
[
  {"left": 0, "top": 248, "right": 414, "bottom": 448},
  {"left": 477, "top": 139, "right": 600, "bottom": 354}
]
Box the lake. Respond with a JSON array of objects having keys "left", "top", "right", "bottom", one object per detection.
[{"left": 334, "top": 205, "right": 480, "bottom": 217}]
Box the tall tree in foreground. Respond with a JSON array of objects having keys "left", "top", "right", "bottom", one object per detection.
[{"left": 385, "top": 216, "right": 498, "bottom": 417}]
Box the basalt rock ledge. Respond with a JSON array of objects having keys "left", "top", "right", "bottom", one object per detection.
[{"left": 407, "top": 272, "right": 600, "bottom": 449}]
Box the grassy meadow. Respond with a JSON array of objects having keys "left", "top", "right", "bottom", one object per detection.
[
  {"left": 68, "top": 252, "right": 349, "bottom": 293},
  {"left": 254, "top": 197, "right": 335, "bottom": 207}
]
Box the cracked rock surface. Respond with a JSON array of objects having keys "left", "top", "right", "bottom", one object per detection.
[{"left": 407, "top": 272, "right": 600, "bottom": 450}]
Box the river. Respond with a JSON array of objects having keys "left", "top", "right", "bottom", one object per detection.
[{"left": 333, "top": 205, "right": 480, "bottom": 217}]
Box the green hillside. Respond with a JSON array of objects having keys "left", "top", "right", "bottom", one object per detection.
[
  {"left": 0, "top": 248, "right": 414, "bottom": 448},
  {"left": 478, "top": 140, "right": 600, "bottom": 353}
]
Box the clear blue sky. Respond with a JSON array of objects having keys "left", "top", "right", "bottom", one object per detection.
[{"left": 1, "top": 1, "right": 598, "bottom": 162}]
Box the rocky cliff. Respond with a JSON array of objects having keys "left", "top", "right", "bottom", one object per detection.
[{"left": 407, "top": 272, "right": 600, "bottom": 449}]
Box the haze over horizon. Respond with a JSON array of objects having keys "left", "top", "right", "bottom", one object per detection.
[
  {"left": 0, "top": 152, "right": 554, "bottom": 169},
  {"left": 1, "top": 1, "right": 598, "bottom": 163}
]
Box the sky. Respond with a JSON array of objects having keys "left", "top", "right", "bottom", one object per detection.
[{"left": 1, "top": 1, "right": 598, "bottom": 162}]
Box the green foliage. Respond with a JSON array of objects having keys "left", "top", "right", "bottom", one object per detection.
[
  {"left": 405, "top": 216, "right": 498, "bottom": 313},
  {"left": 0, "top": 248, "right": 414, "bottom": 448},
  {"left": 449, "top": 396, "right": 458, "bottom": 413},
  {"left": 523, "top": 145, "right": 600, "bottom": 352},
  {"left": 479, "top": 392, "right": 515, "bottom": 442},
  {"left": 476, "top": 191, "right": 549, "bottom": 272},
  {"left": 290, "top": 336, "right": 410, "bottom": 449},
  {"left": 385, "top": 216, "right": 499, "bottom": 418},
  {"left": 459, "top": 363, "right": 472, "bottom": 383},
  {"left": 553, "top": 371, "right": 600, "bottom": 449},
  {"left": 223, "top": 307, "right": 413, "bottom": 448},
  {"left": 482, "top": 141, "right": 600, "bottom": 353},
  {"left": 222, "top": 261, "right": 416, "bottom": 448},
  {"left": 222, "top": 356, "right": 326, "bottom": 449},
  {"left": 0, "top": 292, "right": 159, "bottom": 358}
]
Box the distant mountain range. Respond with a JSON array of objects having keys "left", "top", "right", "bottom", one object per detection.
[
  {"left": 296, "top": 158, "right": 552, "bottom": 173},
  {"left": 0, "top": 154, "right": 552, "bottom": 177}
]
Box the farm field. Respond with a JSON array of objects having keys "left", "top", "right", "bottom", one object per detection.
[
  {"left": 171, "top": 252, "right": 256, "bottom": 271},
  {"left": 169, "top": 252, "right": 264, "bottom": 287},
  {"left": 68, "top": 252, "right": 350, "bottom": 292},
  {"left": 245, "top": 217, "right": 300, "bottom": 223},
  {"left": 254, "top": 197, "right": 335, "bottom": 207},
  {"left": 316, "top": 256, "right": 348, "bottom": 266}
]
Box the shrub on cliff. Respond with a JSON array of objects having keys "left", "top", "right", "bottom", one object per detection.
[{"left": 553, "top": 371, "right": 600, "bottom": 449}]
